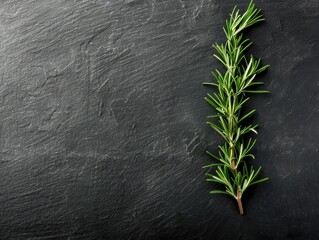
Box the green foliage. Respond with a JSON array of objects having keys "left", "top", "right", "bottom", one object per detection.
[{"left": 203, "top": 1, "right": 269, "bottom": 214}]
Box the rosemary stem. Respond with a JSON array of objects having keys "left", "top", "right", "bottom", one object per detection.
[
  {"left": 236, "top": 190, "right": 244, "bottom": 215},
  {"left": 230, "top": 145, "right": 237, "bottom": 173}
]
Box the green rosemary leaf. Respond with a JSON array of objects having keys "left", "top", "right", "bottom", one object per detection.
[
  {"left": 239, "top": 109, "right": 256, "bottom": 123},
  {"left": 204, "top": 97, "right": 218, "bottom": 108},
  {"left": 206, "top": 151, "right": 223, "bottom": 162},
  {"left": 213, "top": 54, "right": 227, "bottom": 67},
  {"left": 207, "top": 114, "right": 220, "bottom": 118},
  {"left": 206, "top": 178, "right": 225, "bottom": 184},
  {"left": 207, "top": 121, "right": 227, "bottom": 138},
  {"left": 243, "top": 90, "right": 270, "bottom": 94},
  {"left": 255, "top": 64, "right": 270, "bottom": 74},
  {"left": 210, "top": 190, "right": 232, "bottom": 196},
  {"left": 235, "top": 97, "right": 250, "bottom": 112},
  {"left": 250, "top": 177, "right": 269, "bottom": 186},
  {"left": 203, "top": 82, "right": 219, "bottom": 87},
  {"left": 245, "top": 154, "right": 255, "bottom": 159},
  {"left": 202, "top": 163, "right": 224, "bottom": 168},
  {"left": 248, "top": 81, "right": 264, "bottom": 86}
]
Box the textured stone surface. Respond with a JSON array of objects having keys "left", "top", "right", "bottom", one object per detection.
[{"left": 0, "top": 0, "right": 318, "bottom": 239}]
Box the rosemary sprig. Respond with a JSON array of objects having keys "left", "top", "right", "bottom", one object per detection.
[{"left": 203, "top": 1, "right": 269, "bottom": 215}]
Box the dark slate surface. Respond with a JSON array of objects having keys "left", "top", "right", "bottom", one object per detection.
[{"left": 0, "top": 0, "right": 318, "bottom": 239}]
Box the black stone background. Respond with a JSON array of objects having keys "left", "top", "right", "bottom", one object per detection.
[{"left": 0, "top": 0, "right": 318, "bottom": 239}]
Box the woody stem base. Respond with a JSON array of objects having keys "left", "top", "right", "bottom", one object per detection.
[{"left": 236, "top": 190, "right": 244, "bottom": 215}]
